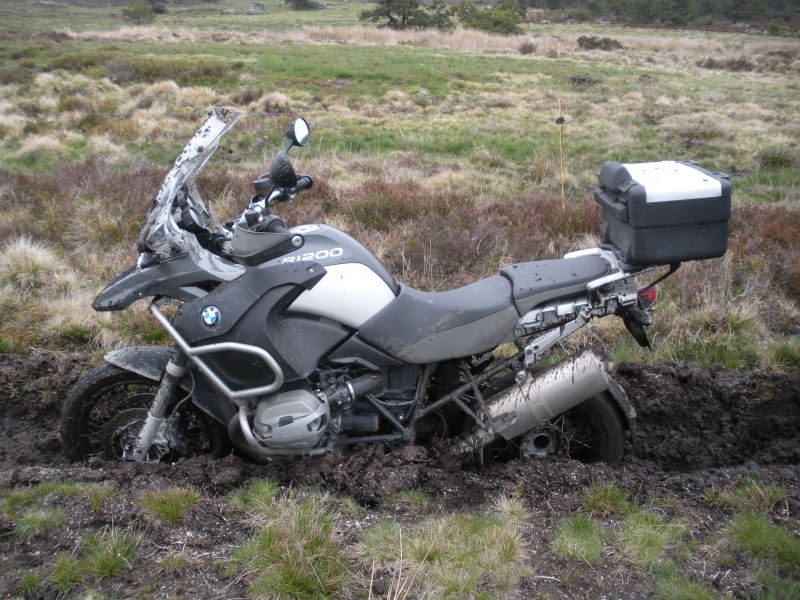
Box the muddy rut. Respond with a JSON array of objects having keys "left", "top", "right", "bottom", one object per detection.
[{"left": 0, "top": 352, "right": 798, "bottom": 598}]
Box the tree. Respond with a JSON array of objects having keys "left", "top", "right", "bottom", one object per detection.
[
  {"left": 359, "top": 0, "right": 454, "bottom": 30},
  {"left": 457, "top": 0, "right": 525, "bottom": 35},
  {"left": 121, "top": 0, "right": 156, "bottom": 25}
]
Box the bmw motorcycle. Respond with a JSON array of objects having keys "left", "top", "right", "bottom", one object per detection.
[{"left": 60, "top": 108, "right": 675, "bottom": 466}]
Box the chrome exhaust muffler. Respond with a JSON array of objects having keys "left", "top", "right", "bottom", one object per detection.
[{"left": 458, "top": 348, "right": 613, "bottom": 451}]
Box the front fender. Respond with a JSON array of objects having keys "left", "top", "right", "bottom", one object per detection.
[{"left": 104, "top": 346, "right": 235, "bottom": 426}]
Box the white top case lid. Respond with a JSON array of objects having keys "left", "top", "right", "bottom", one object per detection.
[{"left": 623, "top": 161, "right": 722, "bottom": 203}]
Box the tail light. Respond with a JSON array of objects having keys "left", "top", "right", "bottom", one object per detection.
[{"left": 638, "top": 285, "right": 657, "bottom": 309}]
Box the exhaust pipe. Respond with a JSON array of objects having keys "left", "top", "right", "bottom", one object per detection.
[{"left": 458, "top": 349, "right": 613, "bottom": 450}]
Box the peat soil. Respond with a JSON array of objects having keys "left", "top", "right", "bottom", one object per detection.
[{"left": 0, "top": 351, "right": 799, "bottom": 599}]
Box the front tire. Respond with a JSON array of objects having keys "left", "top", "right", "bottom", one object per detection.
[{"left": 61, "top": 363, "right": 230, "bottom": 462}]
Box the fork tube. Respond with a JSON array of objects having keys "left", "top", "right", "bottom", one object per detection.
[{"left": 130, "top": 348, "right": 190, "bottom": 462}]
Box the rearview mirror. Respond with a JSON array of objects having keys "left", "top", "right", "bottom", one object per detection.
[{"left": 287, "top": 118, "right": 310, "bottom": 148}]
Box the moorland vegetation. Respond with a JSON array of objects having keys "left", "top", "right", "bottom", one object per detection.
[{"left": 0, "top": 1, "right": 798, "bottom": 597}]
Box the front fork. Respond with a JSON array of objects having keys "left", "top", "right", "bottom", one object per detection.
[{"left": 130, "top": 348, "right": 190, "bottom": 462}]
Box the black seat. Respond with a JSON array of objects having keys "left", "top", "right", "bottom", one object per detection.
[
  {"left": 501, "top": 255, "right": 611, "bottom": 314},
  {"left": 358, "top": 275, "right": 520, "bottom": 363}
]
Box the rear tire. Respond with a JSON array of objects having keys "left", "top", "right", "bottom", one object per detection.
[
  {"left": 558, "top": 393, "right": 625, "bottom": 464},
  {"left": 482, "top": 373, "right": 625, "bottom": 464},
  {"left": 61, "top": 363, "right": 230, "bottom": 462}
]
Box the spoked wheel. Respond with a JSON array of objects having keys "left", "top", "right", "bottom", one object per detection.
[
  {"left": 481, "top": 373, "right": 625, "bottom": 465},
  {"left": 61, "top": 363, "right": 230, "bottom": 462},
  {"left": 520, "top": 393, "right": 625, "bottom": 464}
]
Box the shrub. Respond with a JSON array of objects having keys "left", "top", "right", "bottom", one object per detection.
[
  {"left": 697, "top": 57, "right": 755, "bottom": 72},
  {"left": 285, "top": 0, "right": 324, "bottom": 10},
  {"left": 360, "top": 0, "right": 455, "bottom": 31},
  {"left": 577, "top": 35, "right": 623, "bottom": 50},
  {"left": 570, "top": 74, "right": 599, "bottom": 85},
  {"left": 457, "top": 0, "right": 525, "bottom": 35},
  {"left": 519, "top": 41, "right": 537, "bottom": 55},
  {"left": 50, "top": 50, "right": 233, "bottom": 87},
  {"left": 121, "top": 0, "right": 156, "bottom": 25}
]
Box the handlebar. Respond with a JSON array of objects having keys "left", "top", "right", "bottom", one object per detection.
[
  {"left": 294, "top": 176, "right": 313, "bottom": 193},
  {"left": 265, "top": 218, "right": 290, "bottom": 234}
]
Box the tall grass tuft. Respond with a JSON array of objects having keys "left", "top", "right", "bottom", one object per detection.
[
  {"left": 0, "top": 236, "right": 65, "bottom": 293},
  {"left": 554, "top": 513, "right": 606, "bottom": 564},
  {"left": 231, "top": 489, "right": 352, "bottom": 600},
  {"left": 359, "top": 501, "right": 528, "bottom": 599},
  {"left": 725, "top": 512, "right": 800, "bottom": 571},
  {"left": 140, "top": 488, "right": 200, "bottom": 523}
]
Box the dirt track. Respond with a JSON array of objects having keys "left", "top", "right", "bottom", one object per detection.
[{"left": 1, "top": 351, "right": 799, "bottom": 598}]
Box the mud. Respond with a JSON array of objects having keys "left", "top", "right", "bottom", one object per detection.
[{"left": 1, "top": 351, "right": 799, "bottom": 598}]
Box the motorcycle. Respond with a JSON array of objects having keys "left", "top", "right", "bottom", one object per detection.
[{"left": 61, "top": 107, "right": 723, "bottom": 466}]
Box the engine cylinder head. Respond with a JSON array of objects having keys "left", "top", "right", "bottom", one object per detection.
[{"left": 254, "top": 387, "right": 329, "bottom": 450}]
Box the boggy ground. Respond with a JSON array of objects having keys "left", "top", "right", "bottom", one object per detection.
[{"left": 0, "top": 351, "right": 799, "bottom": 599}]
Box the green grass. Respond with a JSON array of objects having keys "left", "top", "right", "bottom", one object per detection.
[
  {"left": 158, "top": 552, "right": 190, "bottom": 575},
  {"left": 228, "top": 478, "right": 280, "bottom": 515},
  {"left": 581, "top": 481, "right": 634, "bottom": 517},
  {"left": 704, "top": 475, "right": 788, "bottom": 514},
  {"left": 52, "top": 554, "right": 83, "bottom": 594},
  {"left": 360, "top": 506, "right": 528, "bottom": 599},
  {"left": 616, "top": 510, "right": 689, "bottom": 568},
  {"left": 16, "top": 570, "right": 44, "bottom": 596},
  {"left": 50, "top": 526, "right": 139, "bottom": 593},
  {"left": 84, "top": 527, "right": 140, "bottom": 578},
  {"left": 653, "top": 562, "right": 717, "bottom": 600},
  {"left": 725, "top": 512, "right": 800, "bottom": 572},
  {"left": 140, "top": 488, "right": 200, "bottom": 523},
  {"left": 14, "top": 507, "right": 67, "bottom": 541},
  {"left": 383, "top": 488, "right": 429, "bottom": 508},
  {"left": 553, "top": 513, "right": 606, "bottom": 563},
  {"left": 231, "top": 490, "right": 352, "bottom": 600},
  {"left": 754, "top": 570, "right": 800, "bottom": 599},
  {"left": 82, "top": 483, "right": 114, "bottom": 511}
]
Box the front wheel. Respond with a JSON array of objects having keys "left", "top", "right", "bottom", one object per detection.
[{"left": 61, "top": 363, "right": 230, "bottom": 462}]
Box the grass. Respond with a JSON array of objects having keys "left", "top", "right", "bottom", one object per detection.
[
  {"left": 359, "top": 502, "right": 528, "bottom": 599},
  {"left": 616, "top": 510, "right": 689, "bottom": 568},
  {"left": 652, "top": 562, "right": 717, "bottom": 600},
  {"left": 158, "top": 552, "right": 190, "bottom": 575},
  {"left": 2, "top": 480, "right": 97, "bottom": 526},
  {"left": 14, "top": 507, "right": 66, "bottom": 541},
  {"left": 581, "top": 481, "right": 634, "bottom": 517},
  {"left": 382, "top": 488, "right": 429, "bottom": 508},
  {"left": 139, "top": 487, "right": 201, "bottom": 523},
  {"left": 725, "top": 512, "right": 800, "bottom": 572},
  {"left": 230, "top": 489, "right": 353, "bottom": 600},
  {"left": 50, "top": 526, "right": 140, "bottom": 593},
  {"left": 227, "top": 477, "right": 281, "bottom": 515},
  {"left": 553, "top": 513, "right": 606, "bottom": 563},
  {"left": 704, "top": 474, "right": 788, "bottom": 514}
]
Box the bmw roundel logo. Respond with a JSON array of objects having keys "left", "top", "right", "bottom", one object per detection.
[{"left": 201, "top": 306, "right": 221, "bottom": 329}]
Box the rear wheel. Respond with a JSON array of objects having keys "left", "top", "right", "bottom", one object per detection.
[
  {"left": 482, "top": 374, "right": 625, "bottom": 464},
  {"left": 523, "top": 393, "right": 625, "bottom": 464},
  {"left": 61, "top": 363, "right": 230, "bottom": 462}
]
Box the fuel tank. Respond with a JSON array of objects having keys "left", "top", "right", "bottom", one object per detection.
[{"left": 280, "top": 225, "right": 399, "bottom": 329}]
